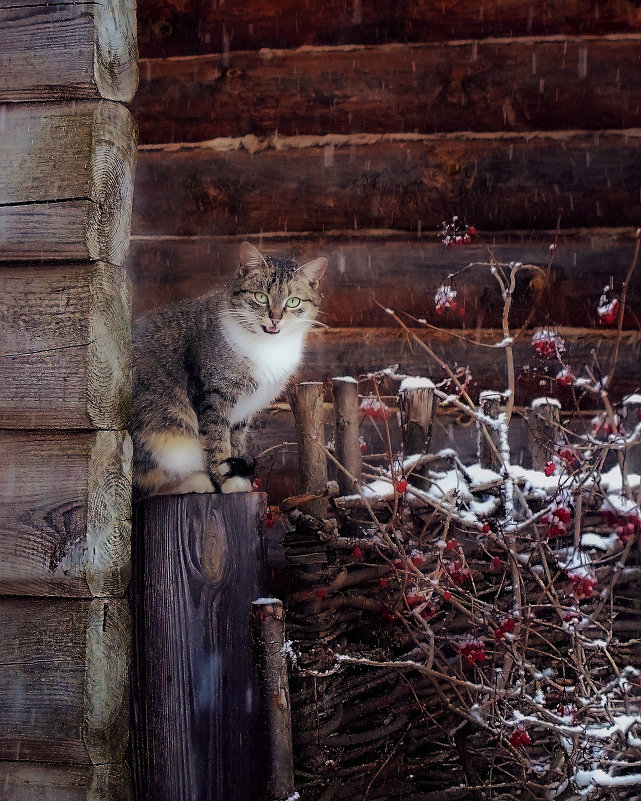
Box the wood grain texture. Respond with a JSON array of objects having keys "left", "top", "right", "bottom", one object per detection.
[
  {"left": 128, "top": 231, "right": 641, "bottom": 329},
  {"left": 0, "top": 101, "right": 137, "bottom": 265},
  {"left": 290, "top": 382, "right": 328, "bottom": 515},
  {"left": 333, "top": 377, "right": 362, "bottom": 494},
  {"left": 0, "top": 0, "right": 138, "bottom": 102},
  {"left": 136, "top": 0, "right": 641, "bottom": 58},
  {"left": 0, "top": 261, "right": 131, "bottom": 429},
  {"left": 134, "top": 38, "right": 641, "bottom": 144},
  {"left": 133, "top": 132, "right": 641, "bottom": 237},
  {"left": 299, "top": 327, "right": 641, "bottom": 404},
  {"left": 0, "top": 431, "right": 132, "bottom": 597},
  {"left": 251, "top": 600, "right": 295, "bottom": 801},
  {"left": 0, "top": 760, "right": 131, "bottom": 801},
  {"left": 131, "top": 493, "right": 267, "bottom": 801},
  {"left": 0, "top": 598, "right": 129, "bottom": 766}
]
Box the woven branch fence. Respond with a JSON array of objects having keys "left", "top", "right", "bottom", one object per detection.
[{"left": 282, "top": 379, "right": 641, "bottom": 801}]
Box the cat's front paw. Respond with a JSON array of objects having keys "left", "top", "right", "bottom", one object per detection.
[
  {"left": 220, "top": 476, "right": 254, "bottom": 493},
  {"left": 216, "top": 456, "right": 256, "bottom": 493}
]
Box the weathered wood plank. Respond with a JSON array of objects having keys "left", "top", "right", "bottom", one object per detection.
[
  {"left": 134, "top": 38, "right": 641, "bottom": 144},
  {"left": 133, "top": 132, "right": 641, "bottom": 236},
  {"left": 0, "top": 760, "right": 130, "bottom": 801},
  {"left": 0, "top": 597, "right": 129, "bottom": 765},
  {"left": 128, "top": 231, "right": 641, "bottom": 329},
  {"left": 0, "top": 261, "right": 131, "bottom": 429},
  {"left": 136, "top": 0, "right": 641, "bottom": 58},
  {"left": 0, "top": 431, "right": 132, "bottom": 597},
  {"left": 0, "top": 0, "right": 138, "bottom": 102},
  {"left": 0, "top": 101, "right": 137, "bottom": 265},
  {"left": 300, "top": 327, "right": 641, "bottom": 404},
  {"left": 131, "top": 493, "right": 266, "bottom": 801}
]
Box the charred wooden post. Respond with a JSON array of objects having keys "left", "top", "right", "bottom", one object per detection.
[
  {"left": 398, "top": 377, "right": 436, "bottom": 456},
  {"left": 332, "top": 376, "right": 362, "bottom": 495},
  {"left": 131, "top": 493, "right": 267, "bottom": 801},
  {"left": 622, "top": 394, "right": 641, "bottom": 478},
  {"left": 529, "top": 397, "right": 562, "bottom": 471},
  {"left": 477, "top": 391, "right": 502, "bottom": 472},
  {"left": 252, "top": 599, "right": 295, "bottom": 801},
  {"left": 290, "top": 381, "right": 328, "bottom": 516}
]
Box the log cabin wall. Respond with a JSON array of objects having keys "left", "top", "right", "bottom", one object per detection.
[
  {"left": 0, "top": 2, "right": 138, "bottom": 799},
  {"left": 129, "top": 1, "right": 641, "bottom": 499}
]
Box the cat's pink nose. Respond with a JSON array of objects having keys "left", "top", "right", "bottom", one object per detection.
[{"left": 263, "top": 322, "right": 280, "bottom": 335}]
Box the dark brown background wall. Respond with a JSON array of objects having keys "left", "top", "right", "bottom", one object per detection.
[{"left": 128, "top": 0, "right": 641, "bottom": 498}]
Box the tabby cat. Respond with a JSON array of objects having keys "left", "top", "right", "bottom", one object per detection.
[{"left": 130, "top": 241, "right": 327, "bottom": 496}]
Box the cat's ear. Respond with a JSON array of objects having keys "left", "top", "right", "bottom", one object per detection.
[
  {"left": 239, "top": 241, "right": 266, "bottom": 274},
  {"left": 297, "top": 257, "right": 328, "bottom": 289}
]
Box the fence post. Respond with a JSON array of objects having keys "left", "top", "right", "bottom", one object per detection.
[
  {"left": 622, "top": 394, "right": 641, "bottom": 478},
  {"left": 332, "top": 376, "right": 362, "bottom": 495},
  {"left": 478, "top": 391, "right": 502, "bottom": 471},
  {"left": 131, "top": 492, "right": 267, "bottom": 801},
  {"left": 529, "top": 397, "right": 562, "bottom": 470},
  {"left": 252, "top": 599, "right": 295, "bottom": 801},
  {"left": 398, "top": 377, "right": 436, "bottom": 456},
  {"left": 290, "top": 382, "right": 328, "bottom": 516}
]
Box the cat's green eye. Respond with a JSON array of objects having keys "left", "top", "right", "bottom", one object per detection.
[
  {"left": 253, "top": 291, "right": 269, "bottom": 304},
  {"left": 285, "top": 297, "right": 301, "bottom": 308}
]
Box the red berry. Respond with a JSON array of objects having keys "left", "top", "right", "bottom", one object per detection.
[
  {"left": 379, "top": 578, "right": 389, "bottom": 589},
  {"left": 510, "top": 728, "right": 531, "bottom": 747},
  {"left": 495, "top": 628, "right": 505, "bottom": 640},
  {"left": 544, "top": 462, "right": 555, "bottom": 477},
  {"left": 442, "top": 591, "right": 452, "bottom": 601},
  {"left": 553, "top": 506, "right": 571, "bottom": 524},
  {"left": 394, "top": 479, "right": 408, "bottom": 494},
  {"left": 492, "top": 556, "right": 502, "bottom": 569},
  {"left": 463, "top": 234, "right": 472, "bottom": 244},
  {"left": 559, "top": 448, "right": 575, "bottom": 464},
  {"left": 502, "top": 617, "right": 516, "bottom": 632},
  {"left": 482, "top": 523, "right": 491, "bottom": 534},
  {"left": 352, "top": 546, "right": 363, "bottom": 560},
  {"left": 411, "top": 553, "right": 424, "bottom": 567},
  {"left": 468, "top": 226, "right": 477, "bottom": 236},
  {"left": 315, "top": 587, "right": 327, "bottom": 599},
  {"left": 446, "top": 538, "right": 458, "bottom": 551}
]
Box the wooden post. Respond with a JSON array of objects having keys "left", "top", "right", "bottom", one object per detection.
[
  {"left": 290, "top": 382, "right": 328, "bottom": 516},
  {"left": 528, "top": 397, "right": 562, "bottom": 470},
  {"left": 131, "top": 492, "right": 267, "bottom": 801},
  {"left": 398, "top": 377, "right": 436, "bottom": 455},
  {"left": 622, "top": 394, "right": 641, "bottom": 478},
  {"left": 477, "top": 391, "right": 502, "bottom": 471},
  {"left": 332, "top": 376, "right": 362, "bottom": 495},
  {"left": 252, "top": 599, "right": 295, "bottom": 801}
]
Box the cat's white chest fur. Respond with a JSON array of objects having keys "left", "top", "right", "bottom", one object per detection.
[{"left": 222, "top": 315, "right": 305, "bottom": 425}]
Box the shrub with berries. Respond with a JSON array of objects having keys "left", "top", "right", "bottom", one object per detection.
[{"left": 283, "top": 249, "right": 641, "bottom": 801}]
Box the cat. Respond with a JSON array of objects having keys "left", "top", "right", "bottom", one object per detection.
[{"left": 130, "top": 241, "right": 327, "bottom": 496}]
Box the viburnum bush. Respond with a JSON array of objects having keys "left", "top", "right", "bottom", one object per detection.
[{"left": 284, "top": 235, "right": 641, "bottom": 801}]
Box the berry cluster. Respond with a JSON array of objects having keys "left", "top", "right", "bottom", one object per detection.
[
  {"left": 359, "top": 396, "right": 391, "bottom": 419},
  {"left": 531, "top": 328, "right": 566, "bottom": 359},
  {"left": 459, "top": 638, "right": 486, "bottom": 666},
  {"left": 494, "top": 617, "right": 516, "bottom": 640},
  {"left": 440, "top": 216, "right": 477, "bottom": 248},
  {"left": 509, "top": 727, "right": 532, "bottom": 747},
  {"left": 568, "top": 571, "right": 598, "bottom": 600},
  {"left": 434, "top": 283, "right": 461, "bottom": 315},
  {"left": 597, "top": 286, "right": 620, "bottom": 326}
]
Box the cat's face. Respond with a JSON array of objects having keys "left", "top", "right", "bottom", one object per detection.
[{"left": 227, "top": 242, "right": 327, "bottom": 337}]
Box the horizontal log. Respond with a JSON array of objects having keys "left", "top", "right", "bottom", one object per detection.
[
  {"left": 133, "top": 131, "right": 641, "bottom": 236},
  {"left": 0, "top": 102, "right": 137, "bottom": 265},
  {"left": 137, "top": 0, "right": 641, "bottom": 58},
  {"left": 0, "top": 760, "right": 130, "bottom": 801},
  {"left": 300, "top": 327, "right": 641, "bottom": 404},
  {"left": 0, "top": 261, "right": 131, "bottom": 429},
  {"left": 0, "top": 431, "right": 132, "bottom": 597},
  {"left": 128, "top": 230, "right": 641, "bottom": 328},
  {"left": 134, "top": 38, "right": 641, "bottom": 143},
  {"left": 0, "top": 0, "right": 138, "bottom": 102},
  {"left": 0, "top": 597, "right": 130, "bottom": 765}
]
